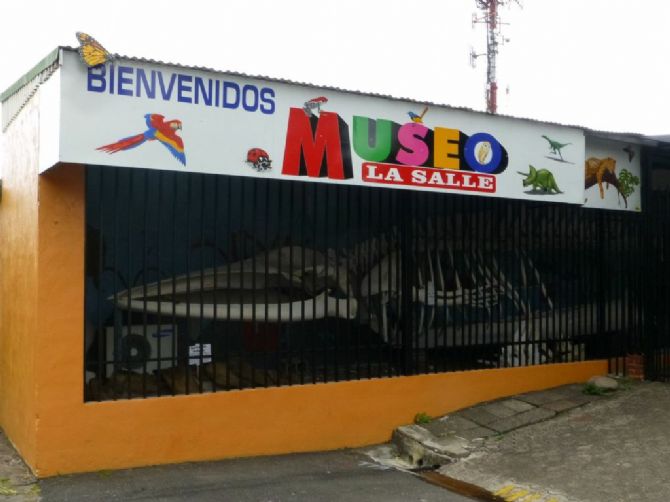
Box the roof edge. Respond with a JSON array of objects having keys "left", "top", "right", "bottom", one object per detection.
[
  {"left": 0, "top": 47, "right": 60, "bottom": 102},
  {"left": 2, "top": 47, "right": 658, "bottom": 142}
]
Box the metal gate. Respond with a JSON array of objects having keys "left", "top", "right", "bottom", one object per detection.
[
  {"left": 84, "top": 165, "right": 644, "bottom": 400},
  {"left": 644, "top": 154, "right": 670, "bottom": 381}
]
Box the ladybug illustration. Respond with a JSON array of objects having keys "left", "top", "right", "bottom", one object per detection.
[{"left": 246, "top": 148, "right": 272, "bottom": 171}]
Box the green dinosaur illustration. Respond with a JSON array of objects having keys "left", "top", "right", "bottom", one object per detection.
[
  {"left": 541, "top": 135, "right": 571, "bottom": 161},
  {"left": 518, "top": 165, "right": 562, "bottom": 194}
]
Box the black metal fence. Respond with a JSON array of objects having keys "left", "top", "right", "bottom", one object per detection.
[
  {"left": 645, "top": 189, "right": 670, "bottom": 381},
  {"left": 84, "top": 165, "right": 644, "bottom": 400}
]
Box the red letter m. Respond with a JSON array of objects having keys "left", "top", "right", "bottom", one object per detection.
[{"left": 282, "top": 108, "right": 352, "bottom": 179}]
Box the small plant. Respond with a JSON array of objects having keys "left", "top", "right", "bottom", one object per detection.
[
  {"left": 616, "top": 376, "right": 636, "bottom": 391},
  {"left": 0, "top": 478, "right": 18, "bottom": 496},
  {"left": 582, "top": 382, "right": 609, "bottom": 396},
  {"left": 619, "top": 169, "right": 640, "bottom": 199},
  {"left": 414, "top": 412, "right": 432, "bottom": 424}
]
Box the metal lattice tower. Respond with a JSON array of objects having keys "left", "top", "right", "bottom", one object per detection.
[{"left": 470, "top": 1, "right": 520, "bottom": 114}]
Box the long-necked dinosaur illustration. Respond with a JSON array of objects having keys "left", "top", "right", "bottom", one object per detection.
[{"left": 541, "top": 135, "right": 571, "bottom": 161}]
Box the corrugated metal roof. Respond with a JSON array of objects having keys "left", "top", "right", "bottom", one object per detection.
[
  {"left": 1, "top": 46, "right": 666, "bottom": 146},
  {"left": 1, "top": 48, "right": 60, "bottom": 131},
  {"left": 0, "top": 48, "right": 60, "bottom": 102}
]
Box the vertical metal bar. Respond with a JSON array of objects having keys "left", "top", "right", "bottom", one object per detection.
[
  {"left": 184, "top": 174, "right": 193, "bottom": 394},
  {"left": 439, "top": 196, "right": 445, "bottom": 370},
  {"left": 277, "top": 179, "right": 285, "bottom": 386},
  {"left": 300, "top": 182, "right": 307, "bottom": 385},
  {"left": 263, "top": 179, "right": 270, "bottom": 387},
  {"left": 376, "top": 189, "right": 383, "bottom": 376},
  {"left": 198, "top": 174, "right": 206, "bottom": 393},
  {"left": 95, "top": 167, "right": 104, "bottom": 400},
  {"left": 288, "top": 181, "right": 295, "bottom": 386},
  {"left": 110, "top": 168, "right": 120, "bottom": 399},
  {"left": 170, "top": 171, "right": 178, "bottom": 395},
  {"left": 356, "top": 186, "right": 363, "bottom": 379},
  {"left": 311, "top": 183, "right": 318, "bottom": 383},
  {"left": 212, "top": 174, "right": 220, "bottom": 392},
  {"left": 442, "top": 196, "right": 449, "bottom": 371},
  {"left": 141, "top": 169, "right": 149, "bottom": 398},
  {"left": 597, "top": 211, "right": 606, "bottom": 361},
  {"left": 155, "top": 170, "right": 164, "bottom": 396},
  {"left": 455, "top": 195, "right": 462, "bottom": 369},
  {"left": 401, "top": 190, "right": 413, "bottom": 375},
  {"left": 226, "top": 176, "right": 233, "bottom": 389},
  {"left": 345, "top": 185, "right": 352, "bottom": 380},
  {"left": 125, "top": 170, "right": 134, "bottom": 399},
  {"left": 390, "top": 189, "right": 397, "bottom": 376},
  {"left": 249, "top": 178, "right": 262, "bottom": 387},
  {"left": 421, "top": 195, "right": 429, "bottom": 374},
  {"left": 323, "top": 183, "right": 330, "bottom": 382},
  {"left": 334, "top": 184, "right": 341, "bottom": 382},
  {"left": 250, "top": 177, "right": 257, "bottom": 388}
]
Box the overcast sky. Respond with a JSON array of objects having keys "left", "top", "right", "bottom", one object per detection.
[{"left": 1, "top": 0, "right": 669, "bottom": 134}]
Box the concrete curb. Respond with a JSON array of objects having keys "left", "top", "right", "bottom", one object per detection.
[{"left": 391, "top": 382, "right": 611, "bottom": 468}]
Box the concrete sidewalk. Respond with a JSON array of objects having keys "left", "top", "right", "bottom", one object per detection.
[{"left": 380, "top": 379, "right": 670, "bottom": 502}]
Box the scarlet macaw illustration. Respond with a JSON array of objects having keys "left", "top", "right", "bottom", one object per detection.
[
  {"left": 303, "top": 96, "right": 328, "bottom": 116},
  {"left": 97, "top": 114, "right": 186, "bottom": 165}
]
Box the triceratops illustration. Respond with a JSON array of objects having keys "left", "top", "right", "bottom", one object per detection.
[{"left": 518, "top": 165, "right": 562, "bottom": 194}]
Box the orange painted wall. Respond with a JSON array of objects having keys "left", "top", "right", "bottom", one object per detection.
[
  {"left": 20, "top": 162, "right": 608, "bottom": 477},
  {"left": 0, "top": 97, "right": 40, "bottom": 467}
]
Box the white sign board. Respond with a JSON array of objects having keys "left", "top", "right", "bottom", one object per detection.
[
  {"left": 57, "top": 49, "right": 585, "bottom": 204},
  {"left": 188, "top": 343, "right": 212, "bottom": 366},
  {"left": 583, "top": 137, "right": 641, "bottom": 211}
]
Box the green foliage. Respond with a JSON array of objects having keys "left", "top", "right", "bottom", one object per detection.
[
  {"left": 616, "top": 376, "right": 636, "bottom": 391},
  {"left": 0, "top": 478, "right": 17, "bottom": 496},
  {"left": 618, "top": 169, "right": 640, "bottom": 199},
  {"left": 414, "top": 412, "right": 432, "bottom": 424},
  {"left": 582, "top": 382, "right": 610, "bottom": 396}
]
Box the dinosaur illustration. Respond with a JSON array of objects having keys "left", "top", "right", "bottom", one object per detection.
[
  {"left": 518, "top": 165, "right": 562, "bottom": 194},
  {"left": 585, "top": 157, "right": 617, "bottom": 199},
  {"left": 541, "top": 135, "right": 571, "bottom": 161},
  {"left": 584, "top": 156, "right": 638, "bottom": 208}
]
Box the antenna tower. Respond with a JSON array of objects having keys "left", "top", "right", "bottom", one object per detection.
[{"left": 471, "top": 0, "right": 520, "bottom": 114}]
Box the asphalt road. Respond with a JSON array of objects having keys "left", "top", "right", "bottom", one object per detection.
[{"left": 40, "top": 449, "right": 472, "bottom": 502}]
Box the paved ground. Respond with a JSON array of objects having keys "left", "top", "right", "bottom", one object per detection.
[
  {"left": 0, "top": 433, "right": 38, "bottom": 500},
  {"left": 0, "top": 440, "right": 470, "bottom": 502},
  {"left": 434, "top": 381, "right": 670, "bottom": 502}
]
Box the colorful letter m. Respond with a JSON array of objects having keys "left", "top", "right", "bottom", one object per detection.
[{"left": 282, "top": 108, "right": 353, "bottom": 179}]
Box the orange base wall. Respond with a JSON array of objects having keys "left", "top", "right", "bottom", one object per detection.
[
  {"left": 3, "top": 162, "right": 608, "bottom": 477},
  {"left": 36, "top": 361, "right": 606, "bottom": 477}
]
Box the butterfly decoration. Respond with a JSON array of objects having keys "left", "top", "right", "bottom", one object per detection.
[{"left": 75, "top": 32, "right": 114, "bottom": 67}]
